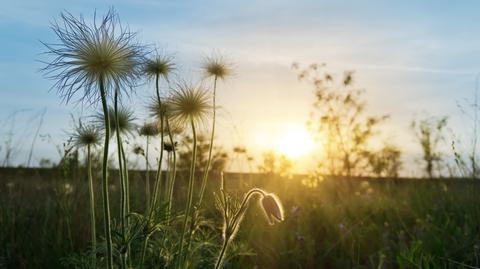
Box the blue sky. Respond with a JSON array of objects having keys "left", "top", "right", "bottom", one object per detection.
[{"left": 1, "top": 0, "right": 480, "bottom": 174}]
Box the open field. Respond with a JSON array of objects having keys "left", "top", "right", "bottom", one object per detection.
[
  {"left": 1, "top": 168, "right": 479, "bottom": 268},
  {"left": 3, "top": 2, "right": 480, "bottom": 268}
]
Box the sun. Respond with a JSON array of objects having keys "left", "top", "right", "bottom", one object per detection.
[{"left": 275, "top": 124, "right": 315, "bottom": 159}]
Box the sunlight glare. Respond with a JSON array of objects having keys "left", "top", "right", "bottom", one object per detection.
[{"left": 275, "top": 124, "right": 315, "bottom": 158}]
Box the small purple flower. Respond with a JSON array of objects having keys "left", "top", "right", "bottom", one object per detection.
[{"left": 260, "top": 193, "right": 285, "bottom": 225}]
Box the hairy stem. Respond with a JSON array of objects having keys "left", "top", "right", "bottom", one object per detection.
[
  {"left": 87, "top": 145, "right": 96, "bottom": 267},
  {"left": 166, "top": 118, "right": 177, "bottom": 220},
  {"left": 99, "top": 77, "right": 113, "bottom": 269},
  {"left": 177, "top": 119, "right": 197, "bottom": 269},
  {"left": 145, "top": 136, "right": 150, "bottom": 212},
  {"left": 120, "top": 141, "right": 131, "bottom": 267},
  {"left": 215, "top": 188, "right": 265, "bottom": 269},
  {"left": 214, "top": 238, "right": 229, "bottom": 269},
  {"left": 198, "top": 76, "right": 218, "bottom": 207},
  {"left": 120, "top": 142, "right": 130, "bottom": 219},
  {"left": 151, "top": 74, "right": 165, "bottom": 212},
  {"left": 164, "top": 152, "right": 171, "bottom": 206},
  {"left": 114, "top": 89, "right": 127, "bottom": 269},
  {"left": 140, "top": 74, "right": 165, "bottom": 268}
]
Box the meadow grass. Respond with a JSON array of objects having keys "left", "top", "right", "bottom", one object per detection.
[{"left": 1, "top": 168, "right": 479, "bottom": 268}]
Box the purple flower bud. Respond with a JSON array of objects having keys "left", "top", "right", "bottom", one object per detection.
[{"left": 260, "top": 193, "right": 284, "bottom": 225}]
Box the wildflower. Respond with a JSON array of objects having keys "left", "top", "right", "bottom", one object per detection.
[
  {"left": 41, "top": 10, "right": 141, "bottom": 268},
  {"left": 70, "top": 120, "right": 101, "bottom": 266},
  {"left": 163, "top": 122, "right": 184, "bottom": 136},
  {"left": 139, "top": 122, "right": 159, "bottom": 137},
  {"left": 147, "top": 95, "right": 171, "bottom": 119},
  {"left": 260, "top": 193, "right": 284, "bottom": 225},
  {"left": 95, "top": 106, "right": 136, "bottom": 137},
  {"left": 215, "top": 184, "right": 284, "bottom": 269},
  {"left": 197, "top": 54, "right": 232, "bottom": 208},
  {"left": 41, "top": 9, "right": 145, "bottom": 104},
  {"left": 168, "top": 82, "right": 211, "bottom": 127},
  {"left": 71, "top": 122, "right": 102, "bottom": 148},
  {"left": 202, "top": 53, "right": 232, "bottom": 80},
  {"left": 144, "top": 53, "right": 175, "bottom": 81}
]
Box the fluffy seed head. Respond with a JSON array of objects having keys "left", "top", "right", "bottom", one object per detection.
[
  {"left": 260, "top": 193, "right": 284, "bottom": 225},
  {"left": 168, "top": 82, "right": 211, "bottom": 126},
  {"left": 139, "top": 122, "right": 159, "bottom": 137},
  {"left": 41, "top": 9, "right": 145, "bottom": 104},
  {"left": 147, "top": 97, "right": 185, "bottom": 136},
  {"left": 161, "top": 121, "right": 184, "bottom": 136},
  {"left": 96, "top": 106, "right": 136, "bottom": 137},
  {"left": 144, "top": 53, "right": 175, "bottom": 81},
  {"left": 147, "top": 96, "right": 172, "bottom": 119},
  {"left": 72, "top": 122, "right": 102, "bottom": 148},
  {"left": 202, "top": 54, "right": 232, "bottom": 80}
]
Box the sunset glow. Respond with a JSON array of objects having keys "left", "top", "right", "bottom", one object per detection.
[
  {"left": 2, "top": 2, "right": 480, "bottom": 268},
  {"left": 275, "top": 124, "right": 315, "bottom": 158}
]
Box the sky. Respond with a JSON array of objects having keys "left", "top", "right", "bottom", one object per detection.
[{"left": 1, "top": 0, "right": 480, "bottom": 175}]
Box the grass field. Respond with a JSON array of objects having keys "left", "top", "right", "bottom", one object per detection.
[
  {"left": 1, "top": 168, "right": 479, "bottom": 268},
  {"left": 3, "top": 5, "right": 480, "bottom": 269}
]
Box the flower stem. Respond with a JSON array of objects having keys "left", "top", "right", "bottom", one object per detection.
[
  {"left": 120, "top": 141, "right": 131, "bottom": 267},
  {"left": 87, "top": 145, "right": 96, "bottom": 267},
  {"left": 177, "top": 119, "right": 197, "bottom": 269},
  {"left": 198, "top": 76, "right": 218, "bottom": 207},
  {"left": 150, "top": 111, "right": 164, "bottom": 214},
  {"left": 215, "top": 188, "right": 265, "bottom": 269},
  {"left": 99, "top": 77, "right": 113, "bottom": 269},
  {"left": 214, "top": 237, "right": 229, "bottom": 269},
  {"left": 164, "top": 152, "right": 171, "bottom": 206},
  {"left": 114, "top": 88, "right": 128, "bottom": 269},
  {"left": 230, "top": 189, "right": 265, "bottom": 233},
  {"left": 121, "top": 143, "right": 130, "bottom": 216},
  {"left": 145, "top": 136, "right": 151, "bottom": 212},
  {"left": 140, "top": 74, "right": 165, "bottom": 268},
  {"left": 165, "top": 118, "right": 177, "bottom": 221},
  {"left": 151, "top": 74, "right": 165, "bottom": 212}
]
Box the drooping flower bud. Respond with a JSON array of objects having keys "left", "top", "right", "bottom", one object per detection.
[{"left": 260, "top": 193, "right": 284, "bottom": 225}]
